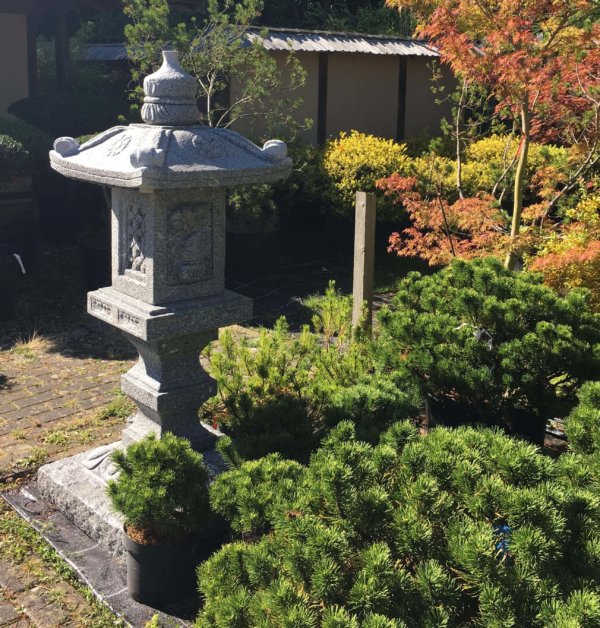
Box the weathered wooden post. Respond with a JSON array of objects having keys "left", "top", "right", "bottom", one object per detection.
[{"left": 352, "top": 191, "right": 376, "bottom": 332}]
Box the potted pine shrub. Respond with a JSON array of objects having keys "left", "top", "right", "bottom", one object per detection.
[
  {"left": 107, "top": 433, "right": 210, "bottom": 608},
  {"left": 377, "top": 257, "right": 600, "bottom": 444}
]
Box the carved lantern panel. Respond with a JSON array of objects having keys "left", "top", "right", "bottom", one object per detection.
[{"left": 111, "top": 188, "right": 226, "bottom": 305}]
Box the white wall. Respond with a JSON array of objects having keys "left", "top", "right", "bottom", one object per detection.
[
  {"left": 405, "top": 58, "right": 454, "bottom": 139},
  {"left": 326, "top": 53, "right": 400, "bottom": 141}
]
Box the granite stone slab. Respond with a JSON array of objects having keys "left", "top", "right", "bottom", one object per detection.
[
  {"left": 37, "top": 440, "right": 228, "bottom": 557},
  {"left": 2, "top": 486, "right": 197, "bottom": 626},
  {"left": 87, "top": 287, "right": 252, "bottom": 341}
]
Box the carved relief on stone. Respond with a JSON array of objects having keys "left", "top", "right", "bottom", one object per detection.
[
  {"left": 167, "top": 202, "right": 213, "bottom": 285},
  {"left": 106, "top": 134, "right": 132, "bottom": 157},
  {"left": 89, "top": 298, "right": 112, "bottom": 318},
  {"left": 125, "top": 205, "right": 147, "bottom": 275},
  {"left": 82, "top": 443, "right": 120, "bottom": 484},
  {"left": 117, "top": 310, "right": 142, "bottom": 331}
]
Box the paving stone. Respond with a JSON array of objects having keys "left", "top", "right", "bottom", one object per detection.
[
  {"left": 33, "top": 409, "right": 78, "bottom": 425},
  {"left": 22, "top": 384, "right": 56, "bottom": 395},
  {"left": 12, "top": 393, "right": 57, "bottom": 411},
  {"left": 73, "top": 398, "right": 109, "bottom": 412},
  {"left": 15, "top": 587, "right": 70, "bottom": 628},
  {"left": 0, "top": 393, "right": 34, "bottom": 408},
  {"left": 0, "top": 409, "right": 33, "bottom": 423},
  {"left": 0, "top": 560, "right": 36, "bottom": 594},
  {"left": 0, "top": 602, "right": 21, "bottom": 626}
]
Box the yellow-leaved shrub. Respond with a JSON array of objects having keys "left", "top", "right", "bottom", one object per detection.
[
  {"left": 408, "top": 154, "right": 455, "bottom": 194},
  {"left": 461, "top": 134, "right": 569, "bottom": 201},
  {"left": 529, "top": 193, "right": 600, "bottom": 311},
  {"left": 323, "top": 131, "right": 411, "bottom": 219}
]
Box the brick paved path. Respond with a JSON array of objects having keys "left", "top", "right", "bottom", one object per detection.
[
  {"left": 0, "top": 325, "right": 135, "bottom": 626},
  {"left": 0, "top": 327, "right": 134, "bottom": 481},
  {"left": 0, "top": 558, "right": 88, "bottom": 627}
]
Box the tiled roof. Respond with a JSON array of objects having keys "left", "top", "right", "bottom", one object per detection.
[{"left": 86, "top": 27, "right": 438, "bottom": 61}]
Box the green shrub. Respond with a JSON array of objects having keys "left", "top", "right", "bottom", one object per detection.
[
  {"left": 208, "top": 319, "right": 320, "bottom": 462},
  {"left": 323, "top": 378, "right": 420, "bottom": 444},
  {"left": 197, "top": 421, "right": 600, "bottom": 627},
  {"left": 106, "top": 433, "right": 210, "bottom": 541},
  {"left": 210, "top": 453, "right": 304, "bottom": 535},
  {"left": 207, "top": 282, "right": 419, "bottom": 461},
  {"left": 407, "top": 153, "right": 455, "bottom": 196},
  {"left": 0, "top": 117, "right": 53, "bottom": 185},
  {"left": 0, "top": 135, "right": 29, "bottom": 185},
  {"left": 323, "top": 131, "right": 411, "bottom": 220},
  {"left": 0, "top": 117, "right": 52, "bottom": 164},
  {"left": 565, "top": 381, "right": 600, "bottom": 455},
  {"left": 377, "top": 257, "right": 600, "bottom": 426},
  {"left": 228, "top": 143, "right": 335, "bottom": 229},
  {"left": 273, "top": 142, "right": 333, "bottom": 221},
  {"left": 9, "top": 92, "right": 128, "bottom": 138}
]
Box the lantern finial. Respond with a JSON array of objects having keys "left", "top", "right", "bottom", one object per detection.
[{"left": 141, "top": 50, "right": 199, "bottom": 126}]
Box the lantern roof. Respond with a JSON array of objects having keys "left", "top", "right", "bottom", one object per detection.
[{"left": 49, "top": 51, "right": 291, "bottom": 190}]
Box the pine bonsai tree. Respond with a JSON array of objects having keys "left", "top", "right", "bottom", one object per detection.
[
  {"left": 107, "top": 433, "right": 210, "bottom": 543},
  {"left": 196, "top": 421, "right": 600, "bottom": 627},
  {"left": 377, "top": 257, "right": 600, "bottom": 431},
  {"left": 206, "top": 284, "right": 420, "bottom": 462}
]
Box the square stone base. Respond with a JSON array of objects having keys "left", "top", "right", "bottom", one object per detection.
[{"left": 37, "top": 440, "right": 228, "bottom": 557}]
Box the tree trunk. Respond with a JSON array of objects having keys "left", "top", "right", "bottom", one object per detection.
[
  {"left": 455, "top": 78, "right": 468, "bottom": 199},
  {"left": 505, "top": 101, "right": 530, "bottom": 271}
]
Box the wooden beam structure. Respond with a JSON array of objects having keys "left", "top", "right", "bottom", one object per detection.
[
  {"left": 26, "top": 14, "right": 38, "bottom": 97},
  {"left": 317, "top": 52, "right": 329, "bottom": 146},
  {"left": 396, "top": 57, "right": 407, "bottom": 141},
  {"left": 352, "top": 191, "right": 376, "bottom": 333}
]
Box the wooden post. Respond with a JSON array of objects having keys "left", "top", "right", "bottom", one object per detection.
[
  {"left": 55, "top": 0, "right": 70, "bottom": 92},
  {"left": 26, "top": 15, "right": 38, "bottom": 97},
  {"left": 352, "top": 191, "right": 376, "bottom": 333},
  {"left": 317, "top": 52, "right": 329, "bottom": 145}
]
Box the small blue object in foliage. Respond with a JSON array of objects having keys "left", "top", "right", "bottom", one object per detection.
[{"left": 493, "top": 524, "right": 512, "bottom": 559}]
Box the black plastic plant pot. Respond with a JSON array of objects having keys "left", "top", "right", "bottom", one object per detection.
[
  {"left": 427, "top": 397, "right": 547, "bottom": 446},
  {"left": 0, "top": 245, "right": 24, "bottom": 321},
  {"left": 124, "top": 529, "right": 199, "bottom": 609},
  {"left": 503, "top": 407, "right": 547, "bottom": 447}
]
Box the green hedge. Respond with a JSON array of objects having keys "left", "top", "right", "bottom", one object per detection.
[
  {"left": 0, "top": 117, "right": 52, "bottom": 167},
  {"left": 0, "top": 134, "right": 29, "bottom": 184},
  {"left": 377, "top": 257, "right": 600, "bottom": 427},
  {"left": 565, "top": 381, "right": 600, "bottom": 455}
]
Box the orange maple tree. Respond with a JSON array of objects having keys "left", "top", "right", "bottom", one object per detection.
[
  {"left": 385, "top": 0, "right": 599, "bottom": 269},
  {"left": 378, "top": 174, "right": 510, "bottom": 266}
]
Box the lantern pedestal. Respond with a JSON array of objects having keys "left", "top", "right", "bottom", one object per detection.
[{"left": 87, "top": 286, "right": 251, "bottom": 447}]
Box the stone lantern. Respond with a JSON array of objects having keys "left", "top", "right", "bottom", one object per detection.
[
  {"left": 49, "top": 51, "right": 291, "bottom": 449},
  {"left": 37, "top": 51, "right": 291, "bottom": 554}
]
